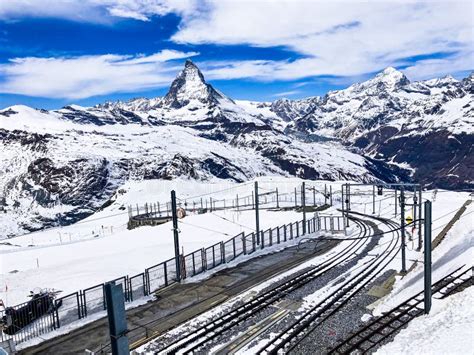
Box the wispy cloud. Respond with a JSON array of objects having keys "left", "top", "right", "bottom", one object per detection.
[
  {"left": 173, "top": 0, "right": 473, "bottom": 80},
  {"left": 0, "top": 0, "right": 472, "bottom": 100},
  {"left": 273, "top": 90, "right": 301, "bottom": 98},
  {"left": 0, "top": 50, "right": 198, "bottom": 99},
  {"left": 0, "top": 0, "right": 197, "bottom": 23}
]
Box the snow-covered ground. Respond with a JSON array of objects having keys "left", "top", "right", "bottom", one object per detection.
[
  {"left": 372, "top": 193, "right": 473, "bottom": 354},
  {"left": 376, "top": 286, "right": 474, "bottom": 355},
  {"left": 0, "top": 177, "right": 334, "bottom": 306},
  {"left": 1, "top": 176, "right": 471, "bottom": 353}
]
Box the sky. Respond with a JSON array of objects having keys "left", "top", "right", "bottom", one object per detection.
[{"left": 0, "top": 0, "right": 472, "bottom": 109}]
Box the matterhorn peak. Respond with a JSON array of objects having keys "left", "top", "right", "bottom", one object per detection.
[{"left": 162, "top": 60, "right": 227, "bottom": 109}]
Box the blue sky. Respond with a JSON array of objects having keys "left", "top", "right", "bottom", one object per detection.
[{"left": 0, "top": 0, "right": 472, "bottom": 109}]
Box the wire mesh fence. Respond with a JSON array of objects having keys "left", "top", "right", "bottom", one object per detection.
[{"left": 1, "top": 214, "right": 344, "bottom": 346}]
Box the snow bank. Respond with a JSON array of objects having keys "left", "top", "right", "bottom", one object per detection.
[{"left": 376, "top": 286, "right": 474, "bottom": 355}]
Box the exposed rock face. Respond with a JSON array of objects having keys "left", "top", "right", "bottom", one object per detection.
[
  {"left": 0, "top": 61, "right": 472, "bottom": 236},
  {"left": 280, "top": 68, "right": 473, "bottom": 190},
  {"left": 162, "top": 60, "right": 229, "bottom": 109}
]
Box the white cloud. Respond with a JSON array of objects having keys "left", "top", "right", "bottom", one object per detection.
[
  {"left": 0, "top": 0, "right": 197, "bottom": 22},
  {"left": 172, "top": 0, "right": 474, "bottom": 80},
  {"left": 0, "top": 50, "right": 198, "bottom": 99},
  {"left": 273, "top": 90, "right": 301, "bottom": 98}
]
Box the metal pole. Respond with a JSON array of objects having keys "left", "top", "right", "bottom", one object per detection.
[
  {"left": 400, "top": 187, "right": 407, "bottom": 274},
  {"left": 395, "top": 189, "right": 398, "bottom": 216},
  {"left": 276, "top": 188, "right": 279, "bottom": 208},
  {"left": 104, "top": 282, "right": 129, "bottom": 355},
  {"left": 313, "top": 187, "right": 316, "bottom": 206},
  {"left": 341, "top": 185, "right": 345, "bottom": 226},
  {"left": 345, "top": 184, "right": 349, "bottom": 227},
  {"left": 302, "top": 182, "right": 306, "bottom": 234},
  {"left": 347, "top": 184, "right": 351, "bottom": 211},
  {"left": 424, "top": 200, "right": 432, "bottom": 314},
  {"left": 372, "top": 185, "right": 375, "bottom": 214},
  {"left": 324, "top": 184, "right": 327, "bottom": 205},
  {"left": 413, "top": 191, "right": 417, "bottom": 242},
  {"left": 294, "top": 187, "right": 297, "bottom": 207},
  {"left": 236, "top": 194, "right": 239, "bottom": 211},
  {"left": 255, "top": 182, "right": 260, "bottom": 245},
  {"left": 418, "top": 185, "right": 423, "bottom": 251},
  {"left": 171, "top": 190, "right": 181, "bottom": 282},
  {"left": 330, "top": 185, "right": 333, "bottom": 206}
]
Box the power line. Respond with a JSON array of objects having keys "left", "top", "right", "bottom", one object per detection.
[
  {"left": 210, "top": 212, "right": 255, "bottom": 231},
  {"left": 179, "top": 220, "right": 234, "bottom": 237}
]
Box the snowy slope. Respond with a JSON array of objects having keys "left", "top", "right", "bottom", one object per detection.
[
  {"left": 0, "top": 105, "right": 382, "bottom": 237},
  {"left": 1, "top": 62, "right": 472, "bottom": 236}
]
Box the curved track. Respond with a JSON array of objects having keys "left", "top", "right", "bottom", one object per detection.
[
  {"left": 255, "top": 216, "right": 400, "bottom": 354},
  {"left": 154, "top": 214, "right": 393, "bottom": 354}
]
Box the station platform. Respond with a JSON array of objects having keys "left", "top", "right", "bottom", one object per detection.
[{"left": 20, "top": 239, "right": 338, "bottom": 354}]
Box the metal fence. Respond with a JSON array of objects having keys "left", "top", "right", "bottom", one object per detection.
[{"left": 0, "top": 215, "right": 344, "bottom": 346}]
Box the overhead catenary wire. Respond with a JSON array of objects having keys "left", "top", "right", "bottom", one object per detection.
[{"left": 179, "top": 220, "right": 234, "bottom": 237}]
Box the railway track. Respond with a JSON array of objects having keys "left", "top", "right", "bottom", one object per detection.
[
  {"left": 154, "top": 215, "right": 386, "bottom": 354},
  {"left": 328, "top": 265, "right": 473, "bottom": 355},
  {"left": 255, "top": 216, "right": 401, "bottom": 354}
]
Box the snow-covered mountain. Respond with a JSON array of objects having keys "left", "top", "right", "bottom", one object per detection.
[
  {"left": 284, "top": 68, "right": 473, "bottom": 189},
  {"left": 0, "top": 61, "right": 472, "bottom": 237}
]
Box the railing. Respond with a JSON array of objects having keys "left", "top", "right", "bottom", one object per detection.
[
  {"left": 127, "top": 185, "right": 335, "bottom": 228},
  {"left": 0, "top": 215, "right": 344, "bottom": 346}
]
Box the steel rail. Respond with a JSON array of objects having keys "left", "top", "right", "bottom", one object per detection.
[
  {"left": 329, "top": 266, "right": 472, "bottom": 354},
  {"left": 256, "top": 215, "right": 401, "bottom": 354},
  {"left": 155, "top": 217, "right": 372, "bottom": 354}
]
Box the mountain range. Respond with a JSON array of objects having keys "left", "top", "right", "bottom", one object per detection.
[{"left": 0, "top": 60, "right": 472, "bottom": 237}]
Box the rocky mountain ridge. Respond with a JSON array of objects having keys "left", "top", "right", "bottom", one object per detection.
[{"left": 0, "top": 61, "right": 472, "bottom": 237}]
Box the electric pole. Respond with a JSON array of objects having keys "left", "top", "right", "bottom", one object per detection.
[
  {"left": 418, "top": 185, "right": 423, "bottom": 251},
  {"left": 302, "top": 182, "right": 306, "bottom": 234},
  {"left": 400, "top": 187, "right": 407, "bottom": 274},
  {"left": 255, "top": 181, "right": 260, "bottom": 245},
  {"left": 171, "top": 190, "right": 181, "bottom": 281},
  {"left": 372, "top": 184, "right": 376, "bottom": 214},
  {"left": 424, "top": 200, "right": 432, "bottom": 314}
]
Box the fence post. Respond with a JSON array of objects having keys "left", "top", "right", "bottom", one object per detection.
[
  {"left": 255, "top": 182, "right": 260, "bottom": 246},
  {"left": 145, "top": 269, "right": 150, "bottom": 295},
  {"left": 424, "top": 200, "right": 432, "bottom": 314},
  {"left": 276, "top": 188, "right": 279, "bottom": 208},
  {"left": 233, "top": 237, "right": 236, "bottom": 258},
  {"left": 220, "top": 241, "right": 225, "bottom": 264},
  {"left": 284, "top": 224, "right": 287, "bottom": 241},
  {"left": 171, "top": 190, "right": 181, "bottom": 282},
  {"left": 296, "top": 221, "right": 300, "bottom": 238},
  {"left": 261, "top": 231, "right": 265, "bottom": 249},
  {"left": 202, "top": 248, "right": 206, "bottom": 271},
  {"left": 277, "top": 227, "right": 280, "bottom": 244},
  {"left": 243, "top": 233, "right": 247, "bottom": 255},
  {"left": 163, "top": 262, "right": 168, "bottom": 286},
  {"left": 269, "top": 229, "right": 273, "bottom": 246}
]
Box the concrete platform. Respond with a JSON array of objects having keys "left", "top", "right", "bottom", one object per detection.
[{"left": 20, "top": 240, "right": 338, "bottom": 354}]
